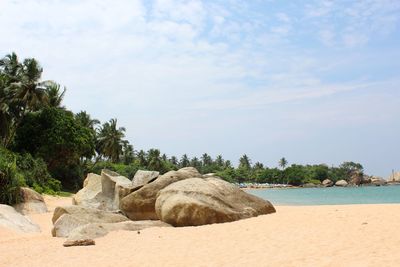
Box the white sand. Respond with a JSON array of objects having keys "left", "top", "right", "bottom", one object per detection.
[{"left": 1, "top": 196, "right": 400, "bottom": 267}]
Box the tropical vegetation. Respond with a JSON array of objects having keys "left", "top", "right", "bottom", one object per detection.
[{"left": 0, "top": 52, "right": 366, "bottom": 205}]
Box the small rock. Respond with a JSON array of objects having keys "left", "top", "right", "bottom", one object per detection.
[{"left": 63, "top": 239, "right": 95, "bottom": 247}]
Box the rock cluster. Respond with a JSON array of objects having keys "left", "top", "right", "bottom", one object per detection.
[
  {"left": 59, "top": 167, "right": 275, "bottom": 245},
  {"left": 119, "top": 167, "right": 275, "bottom": 224}
]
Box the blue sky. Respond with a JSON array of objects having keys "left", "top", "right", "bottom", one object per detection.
[{"left": 0, "top": 0, "right": 399, "bottom": 177}]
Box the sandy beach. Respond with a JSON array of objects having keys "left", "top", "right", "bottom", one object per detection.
[{"left": 1, "top": 195, "right": 399, "bottom": 267}]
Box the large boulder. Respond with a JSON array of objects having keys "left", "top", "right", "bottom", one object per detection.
[
  {"left": 101, "top": 169, "right": 134, "bottom": 210},
  {"left": 72, "top": 173, "right": 102, "bottom": 209},
  {"left": 132, "top": 170, "right": 159, "bottom": 189},
  {"left": 51, "top": 205, "right": 130, "bottom": 237},
  {"left": 13, "top": 187, "right": 47, "bottom": 215},
  {"left": 67, "top": 220, "right": 171, "bottom": 240},
  {"left": 371, "top": 176, "right": 387, "bottom": 186},
  {"left": 322, "top": 179, "right": 334, "bottom": 187},
  {"left": 388, "top": 172, "right": 400, "bottom": 182},
  {"left": 155, "top": 177, "right": 276, "bottom": 227},
  {"left": 120, "top": 167, "right": 202, "bottom": 220},
  {"left": 0, "top": 204, "right": 41, "bottom": 233},
  {"left": 72, "top": 170, "right": 135, "bottom": 211},
  {"left": 335, "top": 180, "right": 348, "bottom": 187}
]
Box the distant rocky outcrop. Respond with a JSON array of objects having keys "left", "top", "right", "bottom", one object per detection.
[
  {"left": 370, "top": 176, "right": 387, "bottom": 186},
  {"left": 155, "top": 177, "right": 276, "bottom": 227},
  {"left": 72, "top": 170, "right": 134, "bottom": 211},
  {"left": 120, "top": 167, "right": 202, "bottom": 220},
  {"left": 335, "top": 180, "right": 348, "bottom": 187},
  {"left": 0, "top": 204, "right": 41, "bottom": 233},
  {"left": 13, "top": 187, "right": 47, "bottom": 215},
  {"left": 322, "top": 179, "right": 334, "bottom": 187},
  {"left": 349, "top": 171, "right": 363, "bottom": 186}
]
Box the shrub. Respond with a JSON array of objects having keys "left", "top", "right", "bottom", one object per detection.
[
  {"left": 16, "top": 153, "right": 61, "bottom": 194},
  {"left": 0, "top": 147, "right": 24, "bottom": 205}
]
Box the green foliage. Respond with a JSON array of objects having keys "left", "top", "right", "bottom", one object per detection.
[
  {"left": 0, "top": 147, "right": 24, "bottom": 204},
  {"left": 16, "top": 153, "right": 61, "bottom": 194},
  {"left": 14, "top": 107, "right": 95, "bottom": 189}
]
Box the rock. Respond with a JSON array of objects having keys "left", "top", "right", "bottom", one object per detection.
[
  {"left": 63, "top": 239, "right": 95, "bottom": 247},
  {"left": 73, "top": 170, "right": 134, "bottom": 211},
  {"left": 13, "top": 187, "right": 47, "bottom": 215},
  {"left": 203, "top": 173, "right": 217, "bottom": 178},
  {"left": 335, "top": 180, "right": 348, "bottom": 187},
  {"left": 67, "top": 220, "right": 171, "bottom": 240},
  {"left": 132, "top": 170, "right": 159, "bottom": 189},
  {"left": 388, "top": 172, "right": 400, "bottom": 182},
  {"left": 371, "top": 176, "right": 387, "bottom": 186},
  {"left": 101, "top": 169, "right": 134, "bottom": 210},
  {"left": 51, "top": 205, "right": 130, "bottom": 237},
  {"left": 0, "top": 204, "right": 41, "bottom": 233},
  {"left": 362, "top": 175, "right": 372, "bottom": 184},
  {"left": 349, "top": 171, "right": 363, "bottom": 185},
  {"left": 155, "top": 177, "right": 276, "bottom": 227},
  {"left": 120, "top": 167, "right": 202, "bottom": 220},
  {"left": 322, "top": 179, "right": 334, "bottom": 187},
  {"left": 72, "top": 173, "right": 102, "bottom": 209}
]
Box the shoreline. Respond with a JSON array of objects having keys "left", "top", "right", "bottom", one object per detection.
[{"left": 240, "top": 181, "right": 400, "bottom": 190}]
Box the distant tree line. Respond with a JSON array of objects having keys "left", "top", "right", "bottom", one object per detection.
[{"left": 0, "top": 53, "right": 365, "bottom": 204}]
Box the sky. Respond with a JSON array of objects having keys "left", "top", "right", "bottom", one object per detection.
[{"left": 0, "top": 0, "right": 399, "bottom": 177}]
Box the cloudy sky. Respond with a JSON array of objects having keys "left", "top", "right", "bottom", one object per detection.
[{"left": 1, "top": 0, "right": 399, "bottom": 177}]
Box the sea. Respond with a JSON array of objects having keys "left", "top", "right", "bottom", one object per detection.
[{"left": 248, "top": 185, "right": 400, "bottom": 205}]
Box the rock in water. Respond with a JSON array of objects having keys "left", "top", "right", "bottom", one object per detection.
[
  {"left": 63, "top": 239, "right": 95, "bottom": 247},
  {"left": 13, "top": 187, "right": 48, "bottom": 215},
  {"left": 52, "top": 205, "right": 130, "bottom": 237},
  {"left": 72, "top": 170, "right": 134, "bottom": 211},
  {"left": 0, "top": 204, "right": 41, "bottom": 233},
  {"left": 371, "top": 176, "right": 387, "bottom": 186},
  {"left": 120, "top": 167, "right": 202, "bottom": 220},
  {"left": 67, "top": 220, "right": 171, "bottom": 240},
  {"left": 155, "top": 177, "right": 276, "bottom": 227},
  {"left": 132, "top": 170, "right": 159, "bottom": 189},
  {"left": 322, "top": 179, "right": 334, "bottom": 187},
  {"left": 335, "top": 180, "right": 348, "bottom": 187},
  {"left": 349, "top": 171, "right": 363, "bottom": 185}
]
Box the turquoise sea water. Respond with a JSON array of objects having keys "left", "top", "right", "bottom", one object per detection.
[{"left": 248, "top": 185, "right": 400, "bottom": 205}]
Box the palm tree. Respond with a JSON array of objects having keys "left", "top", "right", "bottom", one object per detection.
[
  {"left": 0, "top": 54, "right": 49, "bottom": 147},
  {"left": 147, "top": 149, "right": 162, "bottom": 171},
  {"left": 180, "top": 154, "right": 190, "bottom": 168},
  {"left": 11, "top": 58, "right": 48, "bottom": 111},
  {"left": 121, "top": 142, "right": 134, "bottom": 164},
  {"left": 75, "top": 111, "right": 100, "bottom": 130},
  {"left": 239, "top": 154, "right": 251, "bottom": 170},
  {"left": 44, "top": 81, "right": 66, "bottom": 108},
  {"left": 97, "top": 118, "right": 126, "bottom": 163},
  {"left": 279, "top": 157, "right": 288, "bottom": 170},
  {"left": 137, "top": 150, "right": 147, "bottom": 166}
]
